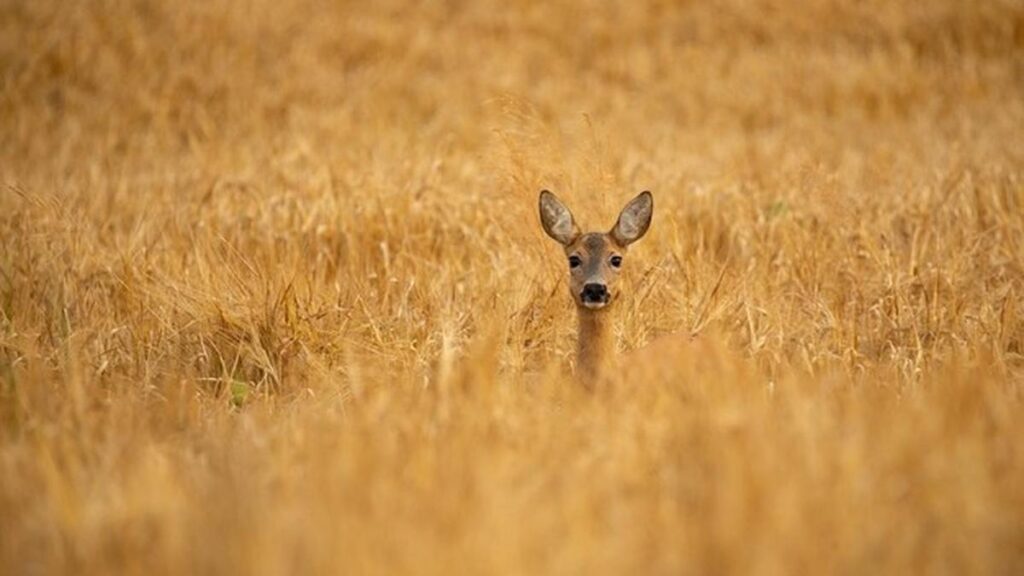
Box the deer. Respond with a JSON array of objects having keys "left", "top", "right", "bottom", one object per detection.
[
  {"left": 538, "top": 189, "right": 714, "bottom": 388},
  {"left": 538, "top": 189, "right": 653, "bottom": 383}
]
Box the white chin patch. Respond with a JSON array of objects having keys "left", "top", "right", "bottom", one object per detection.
[{"left": 583, "top": 301, "right": 608, "bottom": 310}]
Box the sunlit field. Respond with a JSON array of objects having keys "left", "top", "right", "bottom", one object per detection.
[{"left": 2, "top": 1, "right": 1023, "bottom": 574}]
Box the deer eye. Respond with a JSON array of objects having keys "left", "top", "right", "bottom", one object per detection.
[
  {"left": 610, "top": 255, "right": 623, "bottom": 268},
  {"left": 568, "top": 255, "right": 582, "bottom": 269}
]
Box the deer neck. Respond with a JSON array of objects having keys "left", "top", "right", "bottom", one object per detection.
[{"left": 577, "top": 306, "right": 615, "bottom": 383}]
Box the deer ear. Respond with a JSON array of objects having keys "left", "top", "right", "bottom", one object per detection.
[
  {"left": 611, "top": 191, "right": 653, "bottom": 246},
  {"left": 539, "top": 190, "right": 580, "bottom": 246}
]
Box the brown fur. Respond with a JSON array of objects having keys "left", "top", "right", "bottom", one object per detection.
[
  {"left": 538, "top": 190, "right": 654, "bottom": 386},
  {"left": 563, "top": 233, "right": 624, "bottom": 308}
]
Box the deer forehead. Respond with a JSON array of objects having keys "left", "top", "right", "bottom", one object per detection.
[{"left": 567, "top": 233, "right": 617, "bottom": 258}]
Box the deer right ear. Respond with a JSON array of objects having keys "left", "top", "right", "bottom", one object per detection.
[
  {"left": 539, "top": 190, "right": 580, "bottom": 246},
  {"left": 610, "top": 190, "right": 653, "bottom": 247}
]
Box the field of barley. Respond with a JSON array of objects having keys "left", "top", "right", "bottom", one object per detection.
[{"left": 2, "top": 1, "right": 1024, "bottom": 574}]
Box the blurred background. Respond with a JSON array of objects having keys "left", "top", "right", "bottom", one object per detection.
[{"left": 1, "top": 1, "right": 1023, "bottom": 575}]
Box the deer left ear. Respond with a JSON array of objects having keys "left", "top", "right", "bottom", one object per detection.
[
  {"left": 611, "top": 191, "right": 653, "bottom": 246},
  {"left": 539, "top": 189, "right": 580, "bottom": 246}
]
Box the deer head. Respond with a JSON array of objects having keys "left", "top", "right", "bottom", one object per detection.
[{"left": 539, "top": 190, "right": 654, "bottom": 311}]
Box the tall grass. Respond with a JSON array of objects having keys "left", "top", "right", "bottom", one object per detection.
[{"left": 2, "top": 1, "right": 1023, "bottom": 574}]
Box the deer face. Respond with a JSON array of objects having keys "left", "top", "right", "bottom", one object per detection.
[{"left": 539, "top": 190, "right": 653, "bottom": 310}]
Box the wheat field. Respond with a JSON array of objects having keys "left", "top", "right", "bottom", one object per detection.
[{"left": 2, "top": 1, "right": 1024, "bottom": 574}]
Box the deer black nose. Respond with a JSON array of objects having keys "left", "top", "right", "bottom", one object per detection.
[{"left": 581, "top": 283, "right": 608, "bottom": 303}]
